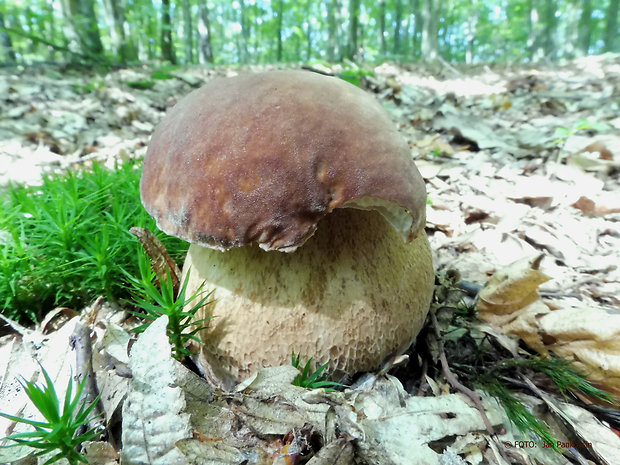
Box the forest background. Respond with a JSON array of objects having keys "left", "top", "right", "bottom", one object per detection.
[
  {"left": 1, "top": 0, "right": 620, "bottom": 462},
  {"left": 0, "top": 0, "right": 618, "bottom": 67}
]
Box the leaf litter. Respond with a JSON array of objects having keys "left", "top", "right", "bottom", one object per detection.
[{"left": 1, "top": 56, "right": 620, "bottom": 463}]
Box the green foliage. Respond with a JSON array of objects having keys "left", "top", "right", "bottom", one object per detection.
[
  {"left": 1, "top": 0, "right": 617, "bottom": 66},
  {"left": 125, "top": 79, "right": 154, "bottom": 89},
  {"left": 483, "top": 380, "right": 560, "bottom": 451},
  {"left": 553, "top": 118, "right": 610, "bottom": 146},
  {"left": 291, "top": 351, "right": 344, "bottom": 391},
  {"left": 338, "top": 68, "right": 375, "bottom": 88},
  {"left": 125, "top": 67, "right": 178, "bottom": 89},
  {"left": 0, "top": 161, "right": 188, "bottom": 324},
  {"left": 0, "top": 364, "right": 102, "bottom": 465},
  {"left": 151, "top": 67, "right": 178, "bottom": 80},
  {"left": 73, "top": 80, "right": 105, "bottom": 94},
  {"left": 126, "top": 250, "right": 214, "bottom": 360},
  {"left": 477, "top": 355, "right": 614, "bottom": 451},
  {"left": 454, "top": 299, "right": 477, "bottom": 318},
  {"left": 501, "top": 357, "right": 614, "bottom": 404}
]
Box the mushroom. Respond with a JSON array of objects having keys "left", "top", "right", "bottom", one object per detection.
[{"left": 140, "top": 70, "right": 434, "bottom": 389}]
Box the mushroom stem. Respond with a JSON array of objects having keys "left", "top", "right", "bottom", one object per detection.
[{"left": 183, "top": 208, "right": 434, "bottom": 388}]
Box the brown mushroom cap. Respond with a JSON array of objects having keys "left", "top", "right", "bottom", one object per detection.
[{"left": 141, "top": 70, "right": 427, "bottom": 252}]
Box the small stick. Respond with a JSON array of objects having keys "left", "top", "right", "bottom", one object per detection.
[
  {"left": 539, "top": 291, "right": 583, "bottom": 300},
  {"left": 416, "top": 357, "right": 429, "bottom": 396},
  {"left": 429, "top": 311, "right": 495, "bottom": 435},
  {"left": 70, "top": 321, "right": 104, "bottom": 439},
  {"left": 300, "top": 65, "right": 335, "bottom": 76}
]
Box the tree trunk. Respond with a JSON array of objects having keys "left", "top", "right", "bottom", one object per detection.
[
  {"left": 182, "top": 0, "right": 193, "bottom": 63},
  {"left": 326, "top": 0, "right": 338, "bottom": 61},
  {"left": 412, "top": 0, "right": 422, "bottom": 59},
  {"left": 197, "top": 1, "right": 214, "bottom": 64},
  {"left": 75, "top": 0, "right": 103, "bottom": 54},
  {"left": 528, "top": 0, "right": 544, "bottom": 61},
  {"left": 275, "top": 0, "right": 283, "bottom": 61},
  {"left": 102, "top": 0, "right": 136, "bottom": 62},
  {"left": 306, "top": 4, "right": 312, "bottom": 61},
  {"left": 402, "top": 2, "right": 412, "bottom": 58},
  {"left": 379, "top": 0, "right": 386, "bottom": 56},
  {"left": 421, "top": 0, "right": 439, "bottom": 62},
  {"left": 605, "top": 0, "right": 619, "bottom": 52},
  {"left": 239, "top": 0, "right": 249, "bottom": 63},
  {"left": 26, "top": 10, "right": 38, "bottom": 54},
  {"left": 359, "top": 20, "right": 365, "bottom": 59},
  {"left": 542, "top": 0, "right": 557, "bottom": 59},
  {"left": 161, "top": 0, "right": 177, "bottom": 63},
  {"left": 576, "top": 0, "right": 592, "bottom": 55},
  {"left": 347, "top": 0, "right": 360, "bottom": 60},
  {"left": 143, "top": 11, "right": 158, "bottom": 60},
  {"left": 0, "top": 11, "right": 17, "bottom": 63},
  {"left": 465, "top": 0, "right": 479, "bottom": 64},
  {"left": 60, "top": 0, "right": 104, "bottom": 57},
  {"left": 393, "top": 0, "right": 403, "bottom": 55},
  {"left": 48, "top": 2, "right": 56, "bottom": 60}
]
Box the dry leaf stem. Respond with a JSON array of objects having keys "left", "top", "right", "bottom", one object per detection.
[
  {"left": 70, "top": 320, "right": 105, "bottom": 440},
  {"left": 429, "top": 310, "right": 495, "bottom": 435}
]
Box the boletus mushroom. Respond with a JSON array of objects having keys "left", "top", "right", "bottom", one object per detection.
[{"left": 140, "top": 70, "right": 434, "bottom": 389}]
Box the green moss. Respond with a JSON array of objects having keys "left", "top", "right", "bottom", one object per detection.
[{"left": 0, "top": 161, "right": 187, "bottom": 324}]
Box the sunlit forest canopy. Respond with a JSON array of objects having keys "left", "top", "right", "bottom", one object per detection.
[{"left": 0, "top": 0, "right": 618, "bottom": 66}]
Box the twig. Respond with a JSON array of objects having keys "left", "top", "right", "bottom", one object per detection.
[
  {"left": 70, "top": 321, "right": 104, "bottom": 440},
  {"left": 429, "top": 310, "right": 495, "bottom": 435},
  {"left": 0, "top": 26, "right": 110, "bottom": 64},
  {"left": 416, "top": 357, "right": 429, "bottom": 396},
  {"left": 539, "top": 291, "right": 583, "bottom": 300},
  {"left": 430, "top": 311, "right": 514, "bottom": 462},
  {"left": 521, "top": 376, "right": 594, "bottom": 465},
  {"left": 300, "top": 65, "right": 335, "bottom": 76},
  {"left": 437, "top": 56, "right": 460, "bottom": 76}
]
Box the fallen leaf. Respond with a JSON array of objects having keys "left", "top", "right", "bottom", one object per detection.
[
  {"left": 478, "top": 257, "right": 620, "bottom": 397},
  {"left": 478, "top": 255, "right": 550, "bottom": 315},
  {"left": 121, "top": 316, "right": 191, "bottom": 465},
  {"left": 523, "top": 378, "right": 620, "bottom": 465},
  {"left": 130, "top": 227, "right": 181, "bottom": 293},
  {"left": 581, "top": 141, "right": 614, "bottom": 160},
  {"left": 572, "top": 195, "right": 620, "bottom": 217}
]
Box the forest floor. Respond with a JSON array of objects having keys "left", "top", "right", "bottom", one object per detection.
[
  {"left": 1, "top": 56, "right": 620, "bottom": 464},
  {"left": 1, "top": 56, "right": 619, "bottom": 305}
]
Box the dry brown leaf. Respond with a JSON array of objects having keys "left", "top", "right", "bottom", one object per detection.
[
  {"left": 478, "top": 255, "right": 550, "bottom": 315},
  {"left": 572, "top": 195, "right": 620, "bottom": 217},
  {"left": 82, "top": 441, "right": 120, "bottom": 465},
  {"left": 130, "top": 226, "right": 181, "bottom": 293},
  {"left": 523, "top": 377, "right": 620, "bottom": 465},
  {"left": 581, "top": 141, "right": 614, "bottom": 160},
  {"left": 567, "top": 150, "right": 619, "bottom": 173},
  {"left": 305, "top": 439, "right": 354, "bottom": 465},
  {"left": 478, "top": 256, "right": 620, "bottom": 397}
]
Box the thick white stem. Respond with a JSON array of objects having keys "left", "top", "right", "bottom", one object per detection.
[{"left": 183, "top": 208, "right": 434, "bottom": 389}]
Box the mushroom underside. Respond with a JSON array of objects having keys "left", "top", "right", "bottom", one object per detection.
[{"left": 183, "top": 208, "right": 434, "bottom": 389}]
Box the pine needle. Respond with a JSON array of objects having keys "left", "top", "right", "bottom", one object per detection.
[
  {"left": 502, "top": 357, "right": 614, "bottom": 404},
  {"left": 483, "top": 380, "right": 560, "bottom": 451}
]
